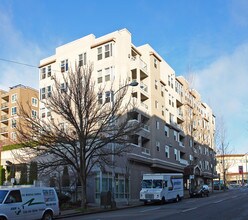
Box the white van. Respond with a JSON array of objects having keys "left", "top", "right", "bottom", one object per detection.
[
  {"left": 0, "top": 186, "right": 60, "bottom": 220},
  {"left": 140, "top": 173, "right": 184, "bottom": 204}
]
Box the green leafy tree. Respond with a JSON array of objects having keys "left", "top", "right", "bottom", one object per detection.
[{"left": 0, "top": 166, "right": 6, "bottom": 185}]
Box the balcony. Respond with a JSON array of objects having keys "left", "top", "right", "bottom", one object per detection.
[
  {"left": 140, "top": 82, "right": 148, "bottom": 94},
  {"left": 1, "top": 115, "right": 8, "bottom": 125},
  {"left": 130, "top": 57, "right": 148, "bottom": 79},
  {"left": 0, "top": 127, "right": 8, "bottom": 135},
  {"left": 141, "top": 147, "right": 151, "bottom": 155}
]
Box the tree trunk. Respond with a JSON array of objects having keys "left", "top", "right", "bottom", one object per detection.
[{"left": 79, "top": 174, "right": 87, "bottom": 209}]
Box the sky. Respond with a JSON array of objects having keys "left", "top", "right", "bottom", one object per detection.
[{"left": 0, "top": 0, "right": 248, "bottom": 154}]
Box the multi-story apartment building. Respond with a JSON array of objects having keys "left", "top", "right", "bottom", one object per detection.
[
  {"left": 216, "top": 154, "right": 248, "bottom": 185},
  {"left": 39, "top": 29, "right": 216, "bottom": 203},
  {"left": 0, "top": 84, "right": 39, "bottom": 147}
]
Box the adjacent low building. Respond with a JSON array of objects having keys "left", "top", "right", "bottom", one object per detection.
[{"left": 39, "top": 29, "right": 216, "bottom": 203}]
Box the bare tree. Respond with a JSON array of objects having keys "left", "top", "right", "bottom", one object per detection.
[
  {"left": 216, "top": 117, "right": 233, "bottom": 189},
  {"left": 16, "top": 64, "right": 141, "bottom": 209}
]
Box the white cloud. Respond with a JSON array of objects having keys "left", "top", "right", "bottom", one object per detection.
[{"left": 193, "top": 43, "right": 248, "bottom": 153}]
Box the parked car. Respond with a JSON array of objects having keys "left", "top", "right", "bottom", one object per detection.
[{"left": 190, "top": 185, "right": 210, "bottom": 198}]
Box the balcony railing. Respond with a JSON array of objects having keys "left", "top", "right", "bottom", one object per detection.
[
  {"left": 1, "top": 115, "right": 8, "bottom": 121},
  {"left": 141, "top": 147, "right": 150, "bottom": 155},
  {"left": 140, "top": 82, "right": 148, "bottom": 93},
  {"left": 0, "top": 127, "right": 8, "bottom": 133},
  {"left": 1, "top": 103, "right": 8, "bottom": 109},
  {"left": 141, "top": 123, "right": 150, "bottom": 131}
]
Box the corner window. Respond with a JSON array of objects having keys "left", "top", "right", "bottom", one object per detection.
[
  {"left": 61, "top": 59, "right": 68, "bottom": 72},
  {"left": 105, "top": 43, "right": 112, "bottom": 58},
  {"left": 11, "top": 107, "right": 17, "bottom": 116},
  {"left": 79, "top": 52, "right": 87, "bottom": 66},
  {"left": 32, "top": 97, "right": 38, "bottom": 107},
  {"left": 47, "top": 65, "right": 51, "bottom": 77},
  {"left": 97, "top": 47, "right": 102, "bottom": 60},
  {"left": 41, "top": 67, "right": 46, "bottom": 79},
  {"left": 11, "top": 94, "right": 17, "bottom": 103}
]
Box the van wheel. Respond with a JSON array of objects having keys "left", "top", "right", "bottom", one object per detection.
[
  {"left": 42, "top": 211, "right": 53, "bottom": 220},
  {"left": 0, "top": 217, "right": 7, "bottom": 220},
  {"left": 175, "top": 195, "right": 180, "bottom": 202},
  {"left": 161, "top": 197, "right": 166, "bottom": 205}
]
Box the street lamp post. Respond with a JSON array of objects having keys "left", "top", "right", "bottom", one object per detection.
[{"left": 111, "top": 81, "right": 138, "bottom": 207}]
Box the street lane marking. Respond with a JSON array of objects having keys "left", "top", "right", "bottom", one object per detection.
[
  {"left": 140, "top": 207, "right": 161, "bottom": 213},
  {"left": 231, "top": 196, "right": 238, "bottom": 198},
  {"left": 213, "top": 199, "right": 224, "bottom": 204},
  {"left": 181, "top": 207, "right": 198, "bottom": 212}
]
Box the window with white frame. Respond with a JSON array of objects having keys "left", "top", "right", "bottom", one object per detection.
[
  {"left": 11, "top": 94, "right": 17, "bottom": 103},
  {"left": 40, "top": 87, "right": 46, "bottom": 99},
  {"left": 105, "top": 43, "right": 112, "bottom": 58},
  {"left": 174, "top": 149, "right": 179, "bottom": 161},
  {"left": 61, "top": 59, "right": 68, "bottom": 72},
  {"left": 11, "top": 119, "right": 16, "bottom": 128},
  {"left": 161, "top": 83, "right": 164, "bottom": 97},
  {"left": 41, "top": 67, "right": 46, "bottom": 79},
  {"left": 164, "top": 125, "right": 169, "bottom": 137},
  {"left": 11, "top": 107, "right": 17, "bottom": 116},
  {"left": 32, "top": 97, "right": 38, "bottom": 107},
  {"left": 165, "top": 145, "right": 170, "bottom": 158},
  {"left": 97, "top": 70, "right": 103, "bottom": 83},
  {"left": 155, "top": 80, "right": 158, "bottom": 90},
  {"left": 155, "top": 100, "right": 158, "bottom": 109},
  {"left": 97, "top": 47, "right": 103, "bottom": 60},
  {"left": 105, "top": 91, "right": 111, "bottom": 103},
  {"left": 60, "top": 83, "right": 68, "bottom": 93},
  {"left": 79, "top": 52, "right": 87, "bottom": 67},
  {"left": 154, "top": 58, "right": 157, "bottom": 68},
  {"left": 32, "top": 110, "right": 38, "bottom": 118},
  {"left": 156, "top": 121, "right": 159, "bottom": 130},
  {"left": 156, "top": 141, "right": 160, "bottom": 151},
  {"left": 98, "top": 93, "right": 103, "bottom": 104},
  {"left": 173, "top": 130, "right": 178, "bottom": 142},
  {"left": 47, "top": 65, "right": 51, "bottom": 77},
  {"left": 47, "top": 86, "right": 51, "bottom": 97},
  {"left": 11, "top": 132, "right": 17, "bottom": 140},
  {"left": 105, "top": 67, "right": 111, "bottom": 81},
  {"left": 189, "top": 154, "right": 193, "bottom": 161}
]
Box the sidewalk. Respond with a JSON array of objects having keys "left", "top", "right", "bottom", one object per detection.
[{"left": 58, "top": 190, "right": 224, "bottom": 219}]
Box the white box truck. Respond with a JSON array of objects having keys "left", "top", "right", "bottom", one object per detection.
[
  {"left": 140, "top": 173, "right": 184, "bottom": 204},
  {"left": 0, "top": 186, "right": 60, "bottom": 220}
]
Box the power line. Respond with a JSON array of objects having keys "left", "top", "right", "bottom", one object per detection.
[{"left": 0, "top": 58, "right": 38, "bottom": 68}]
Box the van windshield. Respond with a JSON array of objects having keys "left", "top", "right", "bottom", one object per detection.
[
  {"left": 142, "top": 180, "right": 163, "bottom": 188},
  {"left": 0, "top": 190, "right": 8, "bottom": 203}
]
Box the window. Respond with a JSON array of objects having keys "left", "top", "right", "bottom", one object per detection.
[
  {"left": 79, "top": 52, "right": 87, "bottom": 66},
  {"left": 105, "top": 43, "right": 112, "bottom": 58},
  {"left": 174, "top": 149, "right": 179, "bottom": 161},
  {"left": 154, "top": 58, "right": 157, "bottom": 68},
  {"left": 11, "top": 94, "right": 17, "bottom": 103},
  {"left": 189, "top": 155, "right": 193, "bottom": 161},
  {"left": 105, "top": 91, "right": 111, "bottom": 103},
  {"left": 105, "top": 67, "right": 111, "bottom": 81},
  {"left": 97, "top": 70, "right": 103, "bottom": 83},
  {"left": 164, "top": 125, "right": 169, "bottom": 137},
  {"left": 11, "top": 107, "right": 17, "bottom": 116},
  {"left": 97, "top": 47, "right": 102, "bottom": 60},
  {"left": 165, "top": 145, "right": 170, "bottom": 158},
  {"left": 5, "top": 190, "right": 22, "bottom": 203},
  {"left": 98, "top": 93, "right": 103, "bottom": 104},
  {"left": 61, "top": 59, "right": 68, "bottom": 72},
  {"left": 32, "top": 97, "right": 38, "bottom": 107},
  {"left": 32, "top": 110, "right": 37, "bottom": 118},
  {"left": 60, "top": 83, "right": 67, "bottom": 93},
  {"left": 162, "top": 105, "right": 164, "bottom": 116},
  {"left": 168, "top": 75, "right": 170, "bottom": 86},
  {"left": 47, "top": 65, "right": 51, "bottom": 77},
  {"left": 11, "top": 119, "right": 16, "bottom": 128},
  {"left": 41, "top": 87, "right": 46, "bottom": 99},
  {"left": 156, "top": 121, "right": 159, "bottom": 130},
  {"left": 173, "top": 130, "right": 178, "bottom": 142},
  {"left": 155, "top": 80, "right": 158, "bottom": 90},
  {"left": 11, "top": 132, "right": 17, "bottom": 140},
  {"left": 41, "top": 112, "right": 46, "bottom": 118},
  {"left": 155, "top": 101, "right": 158, "bottom": 109},
  {"left": 156, "top": 141, "right": 160, "bottom": 151},
  {"left": 41, "top": 67, "right": 46, "bottom": 79},
  {"left": 161, "top": 84, "right": 164, "bottom": 97},
  {"left": 47, "top": 86, "right": 51, "bottom": 97}
]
